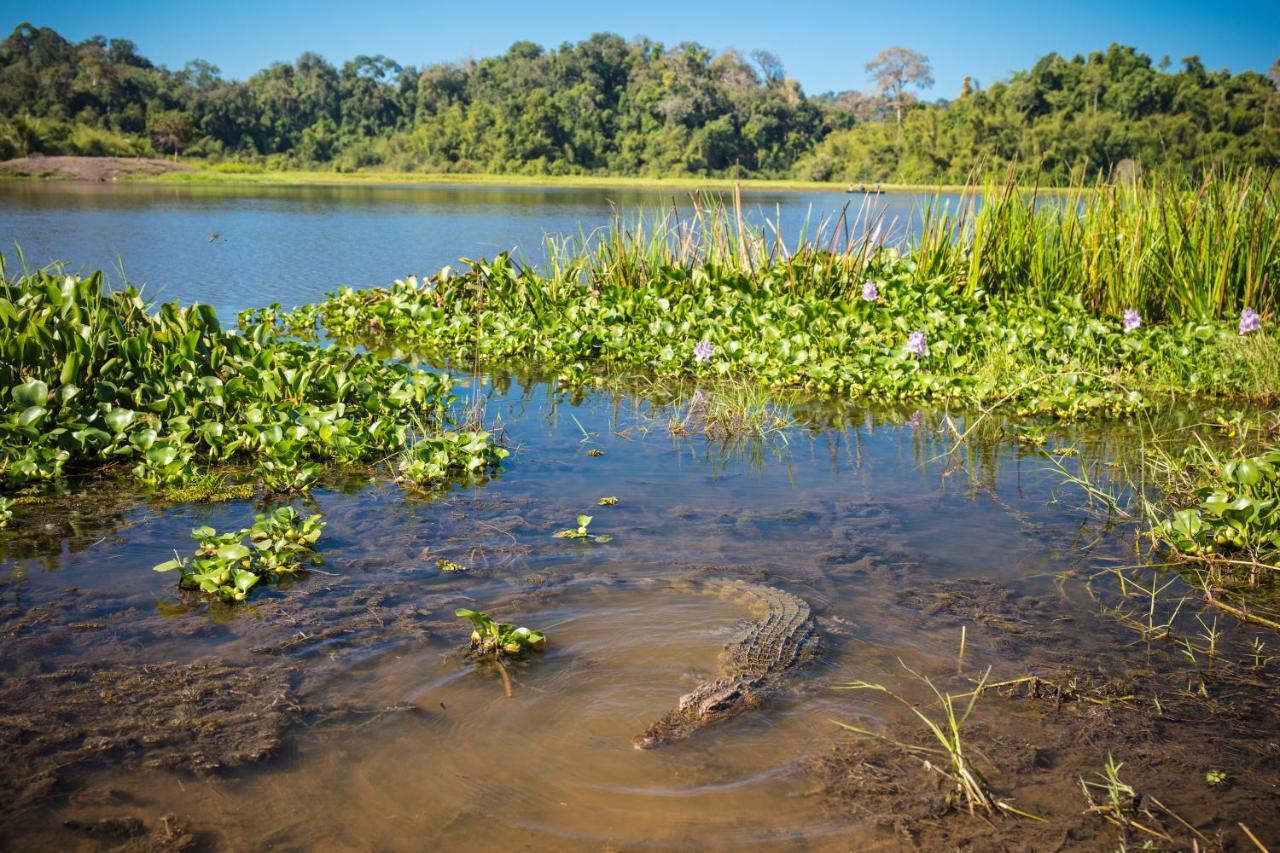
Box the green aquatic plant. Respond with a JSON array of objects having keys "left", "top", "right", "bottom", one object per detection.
[
  {"left": 1156, "top": 446, "right": 1280, "bottom": 562},
  {"left": 1078, "top": 754, "right": 1209, "bottom": 847},
  {"left": 597, "top": 496, "right": 618, "bottom": 506},
  {"left": 456, "top": 607, "right": 550, "bottom": 697},
  {"left": 552, "top": 514, "right": 612, "bottom": 542},
  {"left": 279, "top": 185, "right": 1276, "bottom": 421},
  {"left": 0, "top": 266, "right": 502, "bottom": 496},
  {"left": 0, "top": 495, "right": 11, "bottom": 526},
  {"left": 153, "top": 507, "right": 326, "bottom": 601},
  {"left": 455, "top": 608, "right": 548, "bottom": 657},
  {"left": 397, "top": 429, "right": 508, "bottom": 485},
  {"left": 435, "top": 558, "right": 467, "bottom": 572}
]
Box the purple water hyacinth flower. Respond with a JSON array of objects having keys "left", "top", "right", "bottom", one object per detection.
[
  {"left": 693, "top": 340, "right": 714, "bottom": 363},
  {"left": 1239, "top": 307, "right": 1261, "bottom": 335},
  {"left": 907, "top": 411, "right": 922, "bottom": 429},
  {"left": 907, "top": 330, "right": 928, "bottom": 357},
  {"left": 861, "top": 280, "right": 878, "bottom": 302},
  {"left": 1122, "top": 308, "right": 1141, "bottom": 332}
]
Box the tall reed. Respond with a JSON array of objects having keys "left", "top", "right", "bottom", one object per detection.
[{"left": 539, "top": 171, "right": 1276, "bottom": 322}]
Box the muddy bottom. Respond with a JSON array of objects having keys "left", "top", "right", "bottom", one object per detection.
[{"left": 1, "top": 385, "right": 1278, "bottom": 850}]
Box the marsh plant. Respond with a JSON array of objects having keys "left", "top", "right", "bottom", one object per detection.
[
  {"left": 836, "top": 663, "right": 1040, "bottom": 820},
  {"left": 456, "top": 607, "right": 549, "bottom": 697},
  {"left": 397, "top": 429, "right": 508, "bottom": 486},
  {"left": 456, "top": 608, "right": 548, "bottom": 657},
  {"left": 281, "top": 177, "right": 1276, "bottom": 421},
  {"left": 153, "top": 507, "right": 326, "bottom": 601},
  {"left": 553, "top": 514, "right": 612, "bottom": 542},
  {"left": 1156, "top": 446, "right": 1280, "bottom": 562},
  {"left": 0, "top": 266, "right": 501, "bottom": 494}
]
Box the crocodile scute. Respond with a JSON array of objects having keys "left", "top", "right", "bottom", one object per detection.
[{"left": 633, "top": 579, "right": 820, "bottom": 749}]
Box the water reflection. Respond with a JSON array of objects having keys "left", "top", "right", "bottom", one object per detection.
[{"left": 0, "top": 182, "right": 957, "bottom": 317}]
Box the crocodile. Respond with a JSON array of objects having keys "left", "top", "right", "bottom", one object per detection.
[{"left": 633, "top": 579, "right": 821, "bottom": 750}]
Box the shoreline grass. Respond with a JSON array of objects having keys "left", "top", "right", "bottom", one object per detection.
[
  {"left": 0, "top": 156, "right": 994, "bottom": 194},
  {"left": 272, "top": 173, "right": 1277, "bottom": 420}
]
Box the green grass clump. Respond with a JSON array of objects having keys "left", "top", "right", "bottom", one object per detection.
[{"left": 0, "top": 264, "right": 504, "bottom": 494}]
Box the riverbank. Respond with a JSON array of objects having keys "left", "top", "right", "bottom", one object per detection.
[
  {"left": 0, "top": 155, "right": 977, "bottom": 193},
  {"left": 0, "top": 155, "right": 194, "bottom": 182}
]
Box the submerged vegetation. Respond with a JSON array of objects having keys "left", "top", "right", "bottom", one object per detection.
[{"left": 278, "top": 175, "right": 1276, "bottom": 419}]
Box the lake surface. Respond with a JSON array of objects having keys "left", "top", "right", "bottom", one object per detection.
[
  {"left": 1, "top": 183, "right": 1277, "bottom": 850},
  {"left": 0, "top": 181, "right": 949, "bottom": 318}
]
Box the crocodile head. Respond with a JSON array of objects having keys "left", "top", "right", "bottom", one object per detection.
[{"left": 632, "top": 675, "right": 758, "bottom": 750}]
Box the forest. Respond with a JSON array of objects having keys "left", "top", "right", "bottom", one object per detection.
[{"left": 0, "top": 22, "right": 1276, "bottom": 182}]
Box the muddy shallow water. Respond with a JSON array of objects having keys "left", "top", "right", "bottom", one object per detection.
[{"left": 1, "top": 374, "right": 1278, "bottom": 851}]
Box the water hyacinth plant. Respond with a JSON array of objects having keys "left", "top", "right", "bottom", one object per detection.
[
  {"left": 553, "top": 514, "right": 613, "bottom": 542},
  {"left": 906, "top": 330, "right": 928, "bottom": 357},
  {"left": 0, "top": 266, "right": 505, "bottom": 492},
  {"left": 153, "top": 507, "right": 326, "bottom": 601},
  {"left": 277, "top": 177, "right": 1278, "bottom": 420},
  {"left": 1122, "top": 309, "right": 1141, "bottom": 333},
  {"left": 1239, "top": 307, "right": 1261, "bottom": 335}
]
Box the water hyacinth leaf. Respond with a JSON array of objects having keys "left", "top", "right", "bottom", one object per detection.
[
  {"left": 129, "top": 428, "right": 158, "bottom": 451},
  {"left": 13, "top": 380, "right": 48, "bottom": 408},
  {"left": 233, "top": 569, "right": 260, "bottom": 593},
  {"left": 217, "top": 543, "right": 251, "bottom": 561},
  {"left": 1170, "top": 509, "right": 1202, "bottom": 538},
  {"left": 18, "top": 406, "right": 48, "bottom": 428},
  {"left": 104, "top": 407, "right": 137, "bottom": 433},
  {"left": 147, "top": 445, "right": 179, "bottom": 466},
  {"left": 153, "top": 558, "right": 185, "bottom": 573}
]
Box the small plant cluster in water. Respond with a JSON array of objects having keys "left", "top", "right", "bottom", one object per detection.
[
  {"left": 1158, "top": 446, "right": 1280, "bottom": 561},
  {"left": 456, "top": 608, "right": 547, "bottom": 656},
  {"left": 0, "top": 268, "right": 506, "bottom": 492},
  {"left": 398, "top": 429, "right": 508, "bottom": 486},
  {"left": 153, "top": 507, "right": 325, "bottom": 601},
  {"left": 552, "top": 513, "right": 612, "bottom": 542}
]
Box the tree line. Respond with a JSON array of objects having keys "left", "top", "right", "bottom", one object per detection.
[{"left": 0, "top": 22, "right": 1276, "bottom": 183}]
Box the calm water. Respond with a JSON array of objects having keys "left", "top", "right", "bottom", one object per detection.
[
  {"left": 2, "top": 373, "right": 1277, "bottom": 849},
  {"left": 0, "top": 184, "right": 1277, "bottom": 850},
  {"left": 0, "top": 181, "right": 948, "bottom": 318}
]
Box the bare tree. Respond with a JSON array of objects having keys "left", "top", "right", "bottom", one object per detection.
[
  {"left": 865, "top": 47, "right": 934, "bottom": 126},
  {"left": 750, "top": 49, "right": 785, "bottom": 83}
]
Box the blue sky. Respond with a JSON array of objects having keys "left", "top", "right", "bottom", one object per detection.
[{"left": 2, "top": 0, "right": 1277, "bottom": 96}]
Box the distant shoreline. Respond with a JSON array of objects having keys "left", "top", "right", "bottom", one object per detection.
[{"left": 0, "top": 156, "right": 987, "bottom": 194}]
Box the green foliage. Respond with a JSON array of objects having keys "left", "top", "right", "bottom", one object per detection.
[
  {"left": 455, "top": 608, "right": 547, "bottom": 656},
  {"left": 0, "top": 265, "right": 505, "bottom": 494},
  {"left": 802, "top": 45, "right": 1280, "bottom": 183},
  {"left": 153, "top": 507, "right": 325, "bottom": 601},
  {"left": 0, "top": 495, "right": 11, "bottom": 526},
  {"left": 0, "top": 24, "right": 1272, "bottom": 181},
  {"left": 1156, "top": 446, "right": 1280, "bottom": 561},
  {"left": 279, "top": 185, "right": 1275, "bottom": 420},
  {"left": 397, "top": 429, "right": 508, "bottom": 485},
  {"left": 553, "top": 513, "right": 612, "bottom": 542}
]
